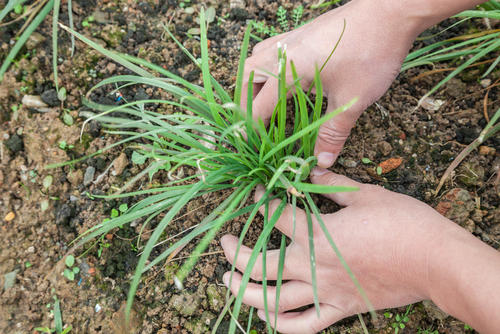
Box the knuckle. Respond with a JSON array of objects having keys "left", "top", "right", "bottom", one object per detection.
[
  {"left": 249, "top": 270, "right": 262, "bottom": 281},
  {"left": 317, "top": 123, "right": 350, "bottom": 147}
]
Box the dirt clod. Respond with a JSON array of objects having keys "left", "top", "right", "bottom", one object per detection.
[
  {"left": 378, "top": 157, "right": 403, "bottom": 174},
  {"left": 41, "top": 89, "right": 60, "bottom": 107},
  {"left": 4, "top": 212, "right": 15, "bottom": 222}
]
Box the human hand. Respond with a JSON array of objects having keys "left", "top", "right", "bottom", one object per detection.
[
  {"left": 221, "top": 168, "right": 461, "bottom": 334},
  {"left": 242, "top": 0, "right": 425, "bottom": 168}
]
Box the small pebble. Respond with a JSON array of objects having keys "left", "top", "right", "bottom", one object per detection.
[
  {"left": 83, "top": 167, "right": 96, "bottom": 186},
  {"left": 377, "top": 141, "right": 392, "bottom": 156},
  {"left": 41, "top": 89, "right": 60, "bottom": 107},
  {"left": 4, "top": 212, "right": 15, "bottom": 222},
  {"left": 27, "top": 246, "right": 35, "bottom": 253},
  {"left": 339, "top": 158, "right": 358, "bottom": 168},
  {"left": 112, "top": 153, "right": 128, "bottom": 176},
  {"left": 480, "top": 78, "right": 491, "bottom": 88},
  {"left": 95, "top": 304, "right": 102, "bottom": 313},
  {"left": 22, "top": 95, "right": 48, "bottom": 108},
  {"left": 479, "top": 145, "right": 495, "bottom": 156}
]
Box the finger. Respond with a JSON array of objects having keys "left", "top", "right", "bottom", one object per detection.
[
  {"left": 254, "top": 185, "right": 308, "bottom": 239},
  {"left": 314, "top": 100, "right": 361, "bottom": 168},
  {"left": 221, "top": 234, "right": 290, "bottom": 281},
  {"left": 310, "top": 169, "right": 364, "bottom": 207},
  {"left": 251, "top": 75, "right": 279, "bottom": 124},
  {"left": 223, "top": 272, "right": 313, "bottom": 313},
  {"left": 257, "top": 304, "right": 346, "bottom": 334}
]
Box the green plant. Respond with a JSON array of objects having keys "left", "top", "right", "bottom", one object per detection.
[
  {"left": 361, "top": 157, "right": 383, "bottom": 175},
  {"left": 385, "top": 305, "right": 413, "bottom": 334},
  {"left": 63, "top": 255, "right": 79, "bottom": 281},
  {"left": 250, "top": 4, "right": 307, "bottom": 40},
  {"left": 402, "top": 2, "right": 500, "bottom": 195},
  {"left": 51, "top": 10, "right": 374, "bottom": 333},
  {"left": 58, "top": 141, "right": 74, "bottom": 150},
  {"left": 402, "top": 1, "right": 500, "bottom": 103},
  {"left": 0, "top": 0, "right": 75, "bottom": 92},
  {"left": 417, "top": 327, "right": 439, "bottom": 334},
  {"left": 35, "top": 296, "right": 72, "bottom": 334}
]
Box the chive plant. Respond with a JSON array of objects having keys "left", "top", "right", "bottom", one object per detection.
[
  {"left": 402, "top": 1, "right": 500, "bottom": 103},
  {"left": 53, "top": 9, "right": 374, "bottom": 332}
]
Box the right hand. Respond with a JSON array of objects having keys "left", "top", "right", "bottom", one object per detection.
[
  {"left": 221, "top": 168, "right": 460, "bottom": 333},
  {"left": 242, "top": 0, "right": 424, "bottom": 168}
]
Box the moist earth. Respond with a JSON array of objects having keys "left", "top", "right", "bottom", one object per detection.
[{"left": 0, "top": 0, "right": 498, "bottom": 333}]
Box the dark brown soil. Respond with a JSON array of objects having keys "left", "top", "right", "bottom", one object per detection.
[{"left": 0, "top": 1, "right": 498, "bottom": 334}]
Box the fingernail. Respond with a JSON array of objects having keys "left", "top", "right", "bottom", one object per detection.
[
  {"left": 317, "top": 152, "right": 337, "bottom": 168},
  {"left": 222, "top": 272, "right": 231, "bottom": 287},
  {"left": 253, "top": 75, "right": 267, "bottom": 83},
  {"left": 311, "top": 167, "right": 329, "bottom": 176},
  {"left": 257, "top": 309, "right": 266, "bottom": 320}
]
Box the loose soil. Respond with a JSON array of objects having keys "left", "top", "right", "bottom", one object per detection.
[{"left": 0, "top": 1, "right": 498, "bottom": 333}]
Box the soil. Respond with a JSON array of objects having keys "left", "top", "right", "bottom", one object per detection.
[{"left": 0, "top": 1, "right": 498, "bottom": 334}]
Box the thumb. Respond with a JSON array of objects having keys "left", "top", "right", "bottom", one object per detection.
[
  {"left": 310, "top": 168, "right": 363, "bottom": 207},
  {"left": 314, "top": 102, "right": 360, "bottom": 168}
]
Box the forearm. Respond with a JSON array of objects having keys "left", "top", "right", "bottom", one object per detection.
[
  {"left": 428, "top": 225, "right": 500, "bottom": 334},
  {"left": 373, "top": 0, "right": 486, "bottom": 37}
]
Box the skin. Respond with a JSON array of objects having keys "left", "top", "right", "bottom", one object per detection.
[
  {"left": 221, "top": 169, "right": 500, "bottom": 333},
  {"left": 222, "top": 0, "right": 500, "bottom": 332},
  {"left": 242, "top": 0, "right": 486, "bottom": 168}
]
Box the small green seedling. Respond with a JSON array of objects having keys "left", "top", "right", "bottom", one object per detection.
[
  {"left": 389, "top": 305, "right": 412, "bottom": 334},
  {"left": 58, "top": 141, "right": 74, "bottom": 150},
  {"left": 361, "top": 157, "right": 383, "bottom": 175},
  {"left": 417, "top": 327, "right": 439, "bottom": 334},
  {"left": 35, "top": 296, "right": 72, "bottom": 333},
  {"left": 81, "top": 15, "right": 94, "bottom": 27},
  {"left": 62, "top": 111, "right": 74, "bottom": 126},
  {"left": 63, "top": 255, "right": 80, "bottom": 281},
  {"left": 251, "top": 5, "right": 306, "bottom": 40},
  {"left": 96, "top": 204, "right": 127, "bottom": 257}
]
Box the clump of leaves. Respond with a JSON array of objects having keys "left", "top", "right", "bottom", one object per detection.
[{"left": 51, "top": 10, "right": 373, "bottom": 332}]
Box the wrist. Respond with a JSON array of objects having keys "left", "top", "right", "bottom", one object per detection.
[
  {"left": 375, "top": 0, "right": 485, "bottom": 35},
  {"left": 427, "top": 224, "right": 500, "bottom": 333}
]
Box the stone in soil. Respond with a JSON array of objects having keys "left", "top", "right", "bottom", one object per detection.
[
  {"left": 88, "top": 121, "right": 102, "bottom": 138},
  {"left": 458, "top": 162, "right": 485, "bottom": 187},
  {"left": 26, "top": 32, "right": 46, "bottom": 50},
  {"left": 3, "top": 270, "right": 18, "bottom": 291},
  {"left": 377, "top": 141, "right": 392, "bottom": 156},
  {"left": 5, "top": 134, "right": 24, "bottom": 153},
  {"left": 112, "top": 153, "right": 128, "bottom": 176},
  {"left": 83, "top": 166, "right": 96, "bottom": 186},
  {"left": 66, "top": 169, "right": 84, "bottom": 187},
  {"left": 55, "top": 203, "right": 75, "bottom": 225},
  {"left": 41, "top": 89, "right": 60, "bottom": 107},
  {"left": 435, "top": 188, "right": 476, "bottom": 232},
  {"left": 230, "top": 7, "right": 250, "bottom": 21},
  {"left": 170, "top": 291, "right": 200, "bottom": 316}
]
